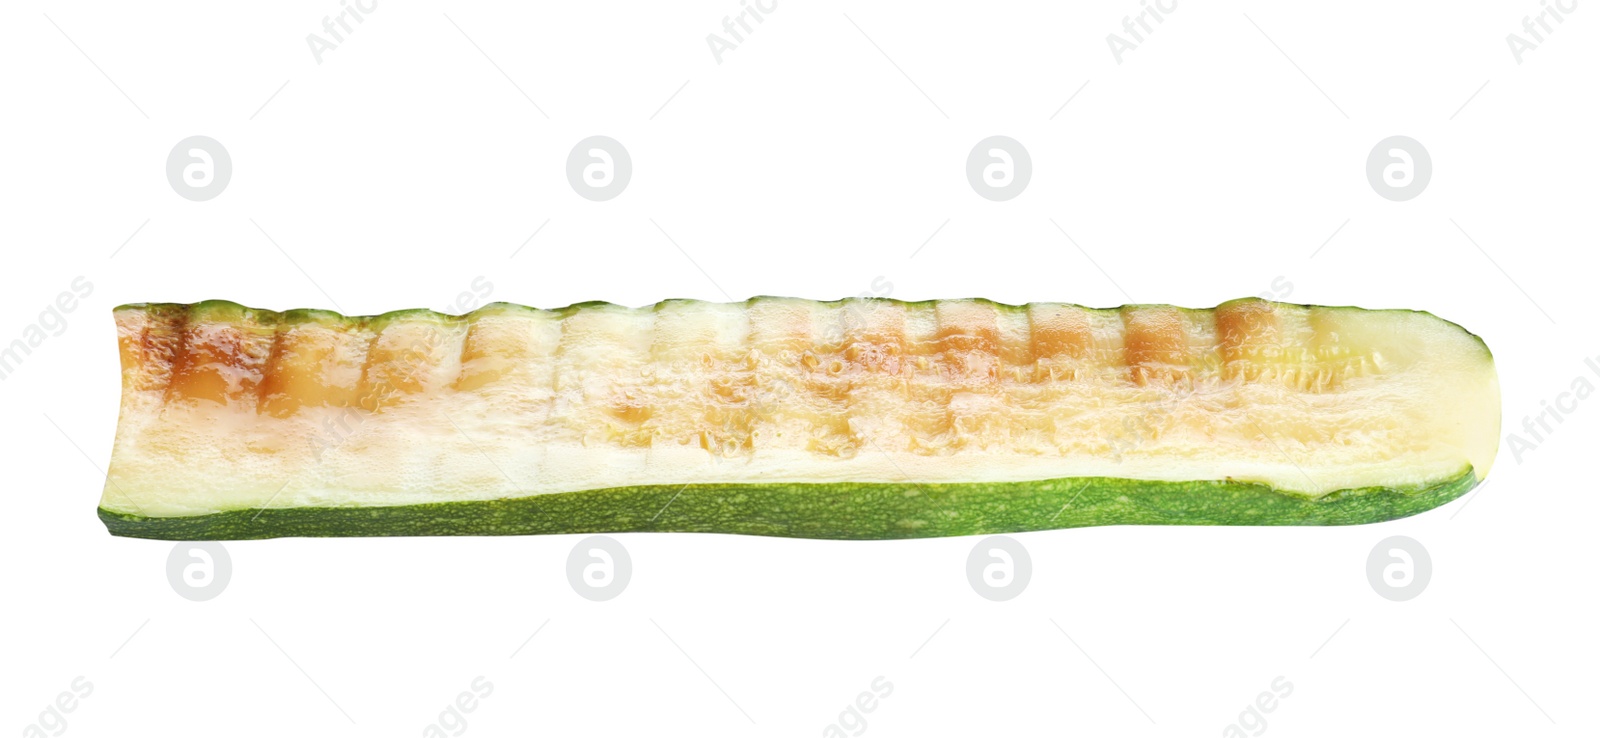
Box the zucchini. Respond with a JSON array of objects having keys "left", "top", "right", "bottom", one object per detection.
[{"left": 98, "top": 297, "right": 1498, "bottom": 540}]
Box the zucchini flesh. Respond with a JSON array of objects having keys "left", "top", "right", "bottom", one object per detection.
[{"left": 98, "top": 298, "right": 1499, "bottom": 540}]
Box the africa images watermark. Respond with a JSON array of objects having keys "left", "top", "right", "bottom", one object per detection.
[
  {"left": 306, "top": 0, "right": 380, "bottom": 64},
  {"left": 821, "top": 677, "right": 894, "bottom": 738},
  {"left": 1503, "top": 352, "right": 1600, "bottom": 464},
  {"left": 1107, "top": 0, "right": 1180, "bottom": 64},
  {"left": 706, "top": 0, "right": 780, "bottom": 65},
  {"left": 1506, "top": 0, "right": 1579, "bottom": 64},
  {"left": 21, "top": 677, "right": 94, "bottom": 738},
  {"left": 421, "top": 677, "right": 495, "bottom": 738},
  {"left": 0, "top": 277, "right": 93, "bottom": 383},
  {"left": 1222, "top": 676, "right": 1294, "bottom": 738}
]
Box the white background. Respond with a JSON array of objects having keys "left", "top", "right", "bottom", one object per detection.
[{"left": 2, "top": 1, "right": 1595, "bottom": 735}]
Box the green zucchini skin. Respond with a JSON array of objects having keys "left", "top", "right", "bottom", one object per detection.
[{"left": 98, "top": 468, "right": 1477, "bottom": 540}]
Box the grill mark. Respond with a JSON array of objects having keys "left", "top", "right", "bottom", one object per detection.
[
  {"left": 255, "top": 318, "right": 288, "bottom": 414},
  {"left": 805, "top": 301, "right": 854, "bottom": 456},
  {"left": 1027, "top": 304, "right": 1093, "bottom": 382},
  {"left": 125, "top": 317, "right": 153, "bottom": 390},
  {"left": 715, "top": 307, "right": 757, "bottom": 457},
  {"left": 836, "top": 299, "right": 910, "bottom": 456},
  {"left": 453, "top": 317, "right": 478, "bottom": 391},
  {"left": 354, "top": 324, "right": 386, "bottom": 412},
  {"left": 1216, "top": 299, "right": 1280, "bottom": 382},
  {"left": 158, "top": 308, "right": 194, "bottom": 405},
  {"left": 1121, "top": 306, "right": 1189, "bottom": 387},
  {"left": 745, "top": 298, "right": 815, "bottom": 455}
]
